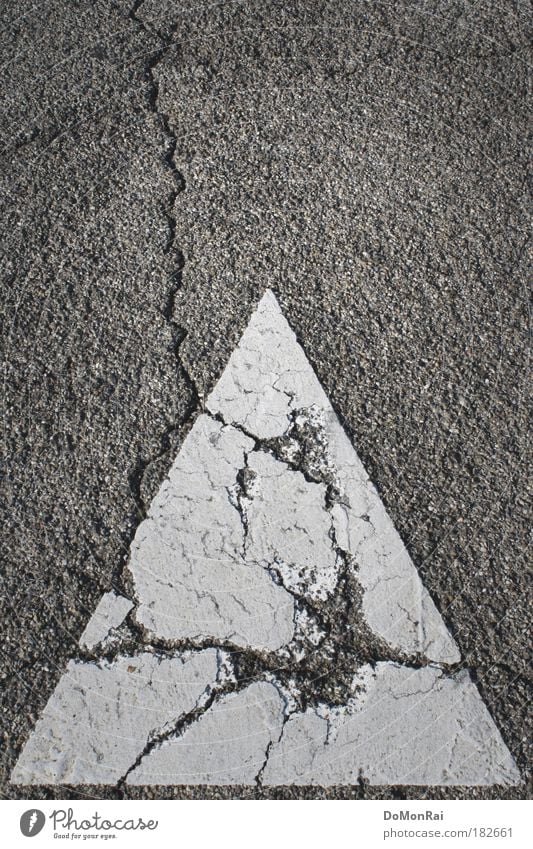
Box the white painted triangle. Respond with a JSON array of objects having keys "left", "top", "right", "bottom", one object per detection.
[{"left": 12, "top": 291, "right": 520, "bottom": 786}]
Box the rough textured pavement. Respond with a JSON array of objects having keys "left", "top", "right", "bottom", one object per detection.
[
  {"left": 1, "top": 0, "right": 531, "bottom": 799},
  {"left": 13, "top": 293, "right": 518, "bottom": 787}
]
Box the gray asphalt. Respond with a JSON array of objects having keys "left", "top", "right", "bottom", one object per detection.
[{"left": 1, "top": 0, "right": 531, "bottom": 799}]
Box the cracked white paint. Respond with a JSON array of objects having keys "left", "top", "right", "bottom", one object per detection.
[
  {"left": 12, "top": 290, "right": 520, "bottom": 787},
  {"left": 78, "top": 592, "right": 134, "bottom": 651},
  {"left": 208, "top": 290, "right": 459, "bottom": 661},
  {"left": 244, "top": 451, "right": 339, "bottom": 600},
  {"left": 11, "top": 650, "right": 220, "bottom": 785},
  {"left": 207, "top": 292, "right": 330, "bottom": 439},
  {"left": 129, "top": 414, "right": 295, "bottom": 650},
  {"left": 261, "top": 663, "right": 521, "bottom": 786},
  {"left": 327, "top": 426, "right": 460, "bottom": 663},
  {"left": 130, "top": 288, "right": 459, "bottom": 659},
  {"left": 128, "top": 681, "right": 287, "bottom": 785}
]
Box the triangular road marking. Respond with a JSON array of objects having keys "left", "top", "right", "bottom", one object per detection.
[{"left": 12, "top": 291, "right": 519, "bottom": 786}]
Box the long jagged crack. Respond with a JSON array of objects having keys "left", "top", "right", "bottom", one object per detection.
[
  {"left": 255, "top": 681, "right": 297, "bottom": 788},
  {"left": 116, "top": 649, "right": 238, "bottom": 787},
  {"left": 113, "top": 2, "right": 200, "bottom": 602},
  {"left": 226, "top": 450, "right": 255, "bottom": 558}
]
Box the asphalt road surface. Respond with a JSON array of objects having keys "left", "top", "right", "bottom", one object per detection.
[{"left": 1, "top": 0, "right": 531, "bottom": 799}]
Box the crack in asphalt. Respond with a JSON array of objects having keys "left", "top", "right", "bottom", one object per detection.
[
  {"left": 124, "top": 0, "right": 201, "bottom": 539},
  {"left": 38, "top": 3, "right": 503, "bottom": 789}
]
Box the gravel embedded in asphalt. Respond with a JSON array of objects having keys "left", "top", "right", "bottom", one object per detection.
[{"left": 1, "top": 0, "right": 530, "bottom": 799}]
